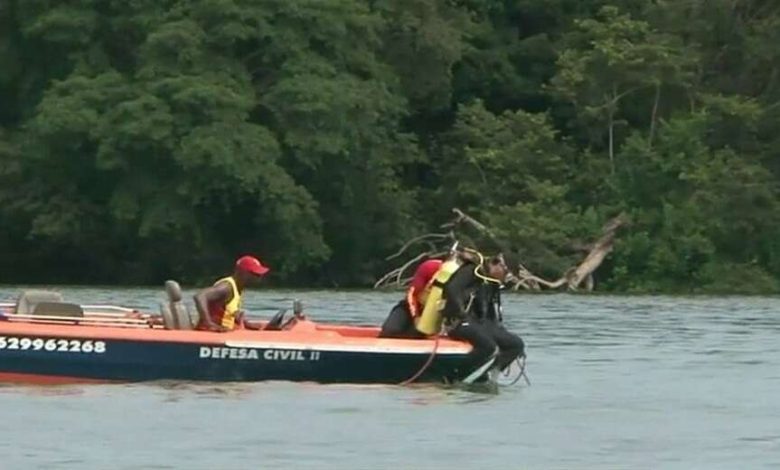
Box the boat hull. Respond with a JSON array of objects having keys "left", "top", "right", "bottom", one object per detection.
[{"left": 0, "top": 321, "right": 477, "bottom": 385}]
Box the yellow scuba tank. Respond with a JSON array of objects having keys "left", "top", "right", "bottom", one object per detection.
[{"left": 414, "top": 256, "right": 462, "bottom": 336}]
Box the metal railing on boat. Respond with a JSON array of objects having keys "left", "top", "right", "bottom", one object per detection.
[
  {"left": 0, "top": 301, "right": 162, "bottom": 329},
  {"left": 2, "top": 314, "right": 163, "bottom": 328},
  {"left": 1, "top": 302, "right": 142, "bottom": 313}
]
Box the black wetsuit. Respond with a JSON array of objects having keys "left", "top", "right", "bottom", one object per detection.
[
  {"left": 470, "top": 281, "right": 525, "bottom": 370},
  {"left": 439, "top": 262, "right": 501, "bottom": 367},
  {"left": 379, "top": 262, "right": 524, "bottom": 372}
]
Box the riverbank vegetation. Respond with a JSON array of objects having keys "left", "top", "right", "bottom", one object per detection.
[{"left": 1, "top": 1, "right": 778, "bottom": 293}]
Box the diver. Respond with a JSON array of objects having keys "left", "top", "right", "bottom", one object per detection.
[
  {"left": 383, "top": 247, "right": 497, "bottom": 382},
  {"left": 424, "top": 250, "right": 501, "bottom": 377},
  {"left": 378, "top": 245, "right": 524, "bottom": 380},
  {"left": 413, "top": 247, "right": 525, "bottom": 381},
  {"left": 468, "top": 255, "right": 525, "bottom": 371}
]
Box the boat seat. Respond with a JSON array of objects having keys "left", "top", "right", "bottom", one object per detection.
[
  {"left": 31, "top": 302, "right": 84, "bottom": 318},
  {"left": 161, "top": 280, "right": 197, "bottom": 330},
  {"left": 14, "top": 290, "right": 64, "bottom": 315},
  {"left": 159, "top": 303, "right": 177, "bottom": 329}
]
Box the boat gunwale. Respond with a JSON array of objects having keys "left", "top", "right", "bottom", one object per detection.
[{"left": 0, "top": 316, "right": 472, "bottom": 354}]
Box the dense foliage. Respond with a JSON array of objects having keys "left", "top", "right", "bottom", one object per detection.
[{"left": 1, "top": 0, "right": 778, "bottom": 292}]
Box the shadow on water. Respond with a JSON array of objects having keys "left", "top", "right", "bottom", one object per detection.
[
  {"left": 0, "top": 376, "right": 519, "bottom": 408},
  {"left": 0, "top": 382, "right": 92, "bottom": 397},
  {"left": 153, "top": 378, "right": 512, "bottom": 402}
]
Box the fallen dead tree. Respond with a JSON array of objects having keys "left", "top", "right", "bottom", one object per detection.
[{"left": 374, "top": 208, "right": 627, "bottom": 292}]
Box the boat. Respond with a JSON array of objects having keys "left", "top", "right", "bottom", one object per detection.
[{"left": 0, "top": 283, "right": 492, "bottom": 386}]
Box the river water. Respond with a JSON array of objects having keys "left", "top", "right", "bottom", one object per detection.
[{"left": 1, "top": 287, "right": 779, "bottom": 469}]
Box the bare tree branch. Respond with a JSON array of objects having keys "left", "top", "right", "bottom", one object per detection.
[
  {"left": 375, "top": 207, "right": 627, "bottom": 292},
  {"left": 385, "top": 232, "right": 454, "bottom": 261},
  {"left": 374, "top": 251, "right": 448, "bottom": 289},
  {"left": 507, "top": 214, "right": 627, "bottom": 291}
]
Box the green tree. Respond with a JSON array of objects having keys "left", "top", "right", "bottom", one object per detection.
[
  {"left": 550, "top": 5, "right": 695, "bottom": 172},
  {"left": 2, "top": 0, "right": 780, "bottom": 291},
  {"left": 436, "top": 100, "right": 593, "bottom": 276},
  {"left": 608, "top": 108, "right": 780, "bottom": 292}
]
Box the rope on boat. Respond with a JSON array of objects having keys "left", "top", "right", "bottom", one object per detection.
[{"left": 399, "top": 334, "right": 440, "bottom": 386}]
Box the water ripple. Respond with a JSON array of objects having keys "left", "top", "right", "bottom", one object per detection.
[{"left": 2, "top": 288, "right": 780, "bottom": 468}]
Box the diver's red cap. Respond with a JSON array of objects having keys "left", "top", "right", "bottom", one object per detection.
[{"left": 236, "top": 255, "right": 270, "bottom": 276}]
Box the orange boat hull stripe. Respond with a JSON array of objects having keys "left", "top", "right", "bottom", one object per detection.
[
  {"left": 0, "top": 372, "right": 115, "bottom": 385},
  {"left": 0, "top": 321, "right": 471, "bottom": 352}
]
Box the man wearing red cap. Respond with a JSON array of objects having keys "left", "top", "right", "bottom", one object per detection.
[
  {"left": 194, "top": 255, "right": 270, "bottom": 332},
  {"left": 379, "top": 258, "right": 443, "bottom": 338}
]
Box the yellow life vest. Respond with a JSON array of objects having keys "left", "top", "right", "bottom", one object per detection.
[
  {"left": 215, "top": 276, "right": 242, "bottom": 329},
  {"left": 417, "top": 283, "right": 433, "bottom": 307},
  {"left": 414, "top": 258, "right": 462, "bottom": 336}
]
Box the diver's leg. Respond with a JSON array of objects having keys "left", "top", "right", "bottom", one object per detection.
[
  {"left": 448, "top": 319, "right": 498, "bottom": 364},
  {"left": 448, "top": 319, "right": 499, "bottom": 383},
  {"left": 485, "top": 322, "right": 525, "bottom": 370}
]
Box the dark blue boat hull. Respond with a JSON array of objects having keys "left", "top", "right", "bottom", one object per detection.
[{"left": 0, "top": 334, "right": 478, "bottom": 384}]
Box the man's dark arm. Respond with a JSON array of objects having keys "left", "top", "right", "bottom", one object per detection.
[
  {"left": 241, "top": 313, "right": 265, "bottom": 330},
  {"left": 193, "top": 283, "right": 232, "bottom": 332}
]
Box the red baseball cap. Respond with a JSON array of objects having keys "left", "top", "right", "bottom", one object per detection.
[
  {"left": 410, "top": 259, "right": 443, "bottom": 291},
  {"left": 236, "top": 255, "right": 270, "bottom": 276}
]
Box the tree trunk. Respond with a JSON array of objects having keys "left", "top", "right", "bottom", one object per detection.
[
  {"left": 608, "top": 83, "right": 617, "bottom": 174},
  {"left": 564, "top": 217, "right": 623, "bottom": 290},
  {"left": 649, "top": 82, "right": 661, "bottom": 147}
]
